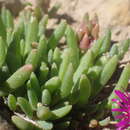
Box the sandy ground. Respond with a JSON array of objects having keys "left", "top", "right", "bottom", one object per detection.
[
  {"left": 1, "top": 0, "right": 130, "bottom": 41},
  {"left": 50, "top": 0, "right": 130, "bottom": 41}
]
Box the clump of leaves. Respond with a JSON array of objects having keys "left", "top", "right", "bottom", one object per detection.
[{"left": 0, "top": 7, "right": 130, "bottom": 130}]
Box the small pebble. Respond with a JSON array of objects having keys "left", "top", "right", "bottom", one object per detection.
[{"left": 89, "top": 119, "right": 98, "bottom": 128}]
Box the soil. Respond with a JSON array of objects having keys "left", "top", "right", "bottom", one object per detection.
[{"left": 50, "top": 0, "right": 130, "bottom": 41}]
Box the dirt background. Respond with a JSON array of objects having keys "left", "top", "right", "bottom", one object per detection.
[
  {"left": 49, "top": 0, "right": 130, "bottom": 41},
  {"left": 1, "top": 0, "right": 130, "bottom": 41}
]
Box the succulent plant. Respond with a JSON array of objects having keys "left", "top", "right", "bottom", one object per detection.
[
  {"left": 0, "top": 7, "right": 130, "bottom": 130},
  {"left": 77, "top": 13, "right": 99, "bottom": 51}
]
